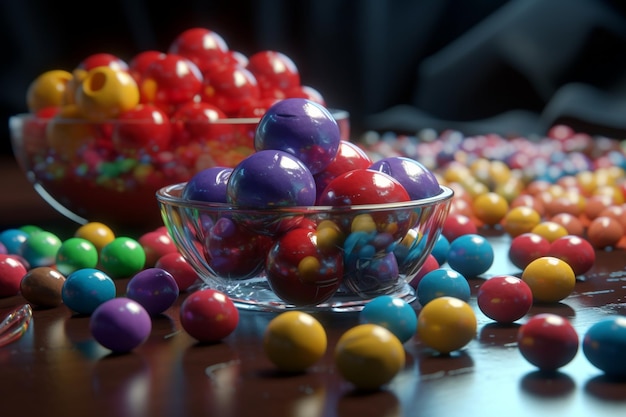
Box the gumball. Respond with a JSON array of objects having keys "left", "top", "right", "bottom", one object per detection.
[
  {"left": 417, "top": 268, "right": 470, "bottom": 307},
  {"left": 0, "top": 228, "right": 29, "bottom": 255},
  {"left": 547, "top": 235, "right": 595, "bottom": 276},
  {"left": 508, "top": 232, "right": 551, "bottom": 270},
  {"left": 471, "top": 192, "right": 510, "bottom": 227},
  {"left": 254, "top": 98, "right": 340, "bottom": 175},
  {"left": 521, "top": 256, "right": 576, "bottom": 303},
  {"left": 587, "top": 216, "right": 624, "bottom": 249},
  {"left": 417, "top": 296, "right": 477, "bottom": 354},
  {"left": 441, "top": 213, "right": 478, "bottom": 243},
  {"left": 360, "top": 295, "right": 417, "bottom": 343},
  {"left": 263, "top": 311, "right": 327, "bottom": 372},
  {"left": 179, "top": 288, "right": 239, "bottom": 343},
  {"left": 446, "top": 234, "right": 494, "bottom": 278},
  {"left": 20, "top": 267, "right": 66, "bottom": 308},
  {"left": 62, "top": 268, "right": 116, "bottom": 315},
  {"left": 476, "top": 275, "right": 533, "bottom": 323},
  {"left": 128, "top": 50, "right": 167, "bottom": 81},
  {"left": 155, "top": 252, "right": 200, "bottom": 291},
  {"left": 55, "top": 237, "right": 99, "bottom": 275},
  {"left": 517, "top": 313, "right": 579, "bottom": 371},
  {"left": 549, "top": 213, "right": 584, "bottom": 237},
  {"left": 78, "top": 53, "right": 129, "bottom": 72},
  {"left": 369, "top": 157, "right": 441, "bottom": 200},
  {"left": 138, "top": 229, "right": 178, "bottom": 268},
  {"left": 112, "top": 104, "right": 172, "bottom": 157},
  {"left": 75, "top": 66, "right": 140, "bottom": 122},
  {"left": 247, "top": 50, "right": 301, "bottom": 92},
  {"left": 334, "top": 324, "right": 405, "bottom": 391},
  {"left": 0, "top": 254, "right": 28, "bottom": 297},
  {"left": 75, "top": 222, "right": 115, "bottom": 253},
  {"left": 502, "top": 206, "right": 541, "bottom": 238},
  {"left": 582, "top": 317, "right": 626, "bottom": 377},
  {"left": 182, "top": 166, "right": 232, "bottom": 203},
  {"left": 26, "top": 69, "right": 73, "bottom": 112},
  {"left": 530, "top": 221, "right": 568, "bottom": 243},
  {"left": 201, "top": 64, "right": 261, "bottom": 117},
  {"left": 430, "top": 234, "right": 450, "bottom": 265},
  {"left": 100, "top": 237, "right": 146, "bottom": 279},
  {"left": 313, "top": 140, "right": 372, "bottom": 202},
  {"left": 126, "top": 268, "right": 179, "bottom": 316},
  {"left": 408, "top": 253, "right": 440, "bottom": 289},
  {"left": 170, "top": 101, "right": 232, "bottom": 146},
  {"left": 168, "top": 27, "right": 230, "bottom": 74},
  {"left": 265, "top": 227, "right": 343, "bottom": 306},
  {"left": 19, "top": 230, "right": 62, "bottom": 268},
  {"left": 90, "top": 297, "right": 152, "bottom": 353},
  {"left": 227, "top": 149, "right": 317, "bottom": 208}
]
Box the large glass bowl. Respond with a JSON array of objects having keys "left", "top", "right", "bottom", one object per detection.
[
  {"left": 9, "top": 110, "right": 350, "bottom": 231},
  {"left": 156, "top": 182, "right": 453, "bottom": 312}
]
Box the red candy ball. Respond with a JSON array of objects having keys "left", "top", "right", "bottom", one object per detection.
[
  {"left": 138, "top": 229, "right": 178, "bottom": 268},
  {"left": 517, "top": 313, "right": 579, "bottom": 371},
  {"left": 318, "top": 169, "right": 410, "bottom": 206},
  {"left": 247, "top": 50, "right": 301, "bottom": 92},
  {"left": 168, "top": 27, "right": 230, "bottom": 74},
  {"left": 442, "top": 213, "right": 479, "bottom": 243},
  {"left": 477, "top": 275, "right": 533, "bottom": 323},
  {"left": 155, "top": 252, "right": 200, "bottom": 292},
  {"left": 179, "top": 288, "right": 239, "bottom": 343},
  {"left": 508, "top": 233, "right": 551, "bottom": 270},
  {"left": 0, "top": 254, "right": 28, "bottom": 297},
  {"left": 200, "top": 64, "right": 261, "bottom": 117},
  {"left": 113, "top": 104, "right": 172, "bottom": 157},
  {"left": 547, "top": 235, "right": 596, "bottom": 276}
]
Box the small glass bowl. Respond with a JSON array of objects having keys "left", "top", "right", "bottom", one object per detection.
[
  {"left": 156, "top": 182, "right": 453, "bottom": 312},
  {"left": 9, "top": 110, "right": 350, "bottom": 231}
]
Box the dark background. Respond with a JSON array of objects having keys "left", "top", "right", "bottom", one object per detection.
[{"left": 3, "top": 0, "right": 626, "bottom": 158}]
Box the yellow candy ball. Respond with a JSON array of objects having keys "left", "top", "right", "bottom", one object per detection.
[
  {"left": 26, "top": 69, "right": 73, "bottom": 112},
  {"left": 473, "top": 192, "right": 510, "bottom": 226},
  {"left": 502, "top": 206, "right": 541, "bottom": 237},
  {"left": 263, "top": 311, "right": 327, "bottom": 373},
  {"left": 417, "top": 296, "right": 477, "bottom": 354},
  {"left": 75, "top": 66, "right": 140, "bottom": 121},
  {"left": 531, "top": 221, "right": 568, "bottom": 243},
  {"left": 521, "top": 256, "right": 576, "bottom": 303},
  {"left": 74, "top": 222, "right": 116, "bottom": 253},
  {"left": 334, "top": 324, "right": 405, "bottom": 390}
]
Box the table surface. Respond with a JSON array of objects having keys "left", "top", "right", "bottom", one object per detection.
[{"left": 1, "top": 156, "right": 626, "bottom": 417}]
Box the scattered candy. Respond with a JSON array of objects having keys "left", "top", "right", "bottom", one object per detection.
[
  {"left": 74, "top": 222, "right": 115, "bottom": 253},
  {"left": 100, "top": 237, "right": 146, "bottom": 279},
  {"left": 521, "top": 256, "right": 576, "bottom": 303},
  {"left": 334, "top": 323, "right": 405, "bottom": 391},
  {"left": 263, "top": 311, "right": 327, "bottom": 372},
  {"left": 62, "top": 268, "right": 116, "bottom": 315},
  {"left": 20, "top": 266, "right": 66, "bottom": 308},
  {"left": 90, "top": 297, "right": 152, "bottom": 353},
  {"left": 126, "top": 267, "right": 179, "bottom": 316},
  {"left": 417, "top": 296, "right": 477, "bottom": 354},
  {"left": 517, "top": 313, "right": 579, "bottom": 371},
  {"left": 582, "top": 316, "right": 626, "bottom": 377},
  {"left": 446, "top": 234, "right": 494, "bottom": 278},
  {"left": 137, "top": 229, "right": 178, "bottom": 268},
  {"left": 416, "top": 268, "right": 470, "bottom": 307},
  {"left": 360, "top": 295, "right": 417, "bottom": 343},
  {"left": 547, "top": 235, "right": 596, "bottom": 276},
  {"left": 0, "top": 254, "right": 28, "bottom": 297},
  {"left": 179, "top": 288, "right": 239, "bottom": 343},
  {"left": 55, "top": 237, "right": 99, "bottom": 275},
  {"left": 154, "top": 252, "right": 200, "bottom": 291},
  {"left": 586, "top": 215, "right": 624, "bottom": 249},
  {"left": 476, "top": 275, "right": 533, "bottom": 323},
  {"left": 508, "top": 233, "right": 551, "bottom": 271},
  {"left": 19, "top": 230, "right": 62, "bottom": 268}
]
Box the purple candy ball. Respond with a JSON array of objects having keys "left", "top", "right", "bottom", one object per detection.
[
  {"left": 126, "top": 268, "right": 180, "bottom": 315},
  {"left": 227, "top": 149, "right": 316, "bottom": 208},
  {"left": 369, "top": 157, "right": 441, "bottom": 200},
  {"left": 254, "top": 98, "right": 340, "bottom": 175},
  {"left": 90, "top": 297, "right": 152, "bottom": 353},
  {"left": 182, "top": 167, "right": 233, "bottom": 203}
]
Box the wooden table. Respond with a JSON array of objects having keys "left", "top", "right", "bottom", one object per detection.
[{"left": 1, "top": 157, "right": 626, "bottom": 417}]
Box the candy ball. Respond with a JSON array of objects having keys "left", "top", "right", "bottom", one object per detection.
[
  {"left": 100, "top": 237, "right": 146, "bottom": 279},
  {"left": 318, "top": 168, "right": 410, "bottom": 207},
  {"left": 409, "top": 253, "right": 439, "bottom": 289},
  {"left": 446, "top": 234, "right": 494, "bottom": 278},
  {"left": 508, "top": 233, "right": 551, "bottom": 270},
  {"left": 502, "top": 206, "right": 541, "bottom": 238},
  {"left": 442, "top": 214, "right": 478, "bottom": 243},
  {"left": 360, "top": 295, "right": 417, "bottom": 343},
  {"left": 55, "top": 237, "right": 99, "bottom": 275},
  {"left": 587, "top": 216, "right": 624, "bottom": 249},
  {"left": 582, "top": 317, "right": 626, "bottom": 377},
  {"left": 430, "top": 234, "right": 450, "bottom": 265},
  {"left": 74, "top": 222, "right": 115, "bottom": 253},
  {"left": 369, "top": 156, "right": 441, "bottom": 200},
  {"left": 263, "top": 311, "right": 327, "bottom": 372},
  {"left": 417, "top": 296, "right": 477, "bottom": 354},
  {"left": 155, "top": 252, "right": 200, "bottom": 291},
  {"left": 227, "top": 149, "right": 317, "bottom": 208},
  {"left": 0, "top": 229, "right": 29, "bottom": 255},
  {"left": 254, "top": 98, "right": 340, "bottom": 175},
  {"left": 126, "top": 268, "right": 179, "bottom": 316},
  {"left": 20, "top": 266, "right": 66, "bottom": 308},
  {"left": 547, "top": 235, "right": 596, "bottom": 276},
  {"left": 417, "top": 268, "right": 470, "bottom": 307},
  {"left": 137, "top": 229, "right": 178, "bottom": 268},
  {"left": 0, "top": 254, "right": 28, "bottom": 297},
  {"left": 75, "top": 66, "right": 140, "bottom": 121},
  {"left": 19, "top": 230, "right": 62, "bottom": 268},
  {"left": 62, "top": 268, "right": 116, "bottom": 315},
  {"left": 476, "top": 275, "right": 533, "bottom": 323},
  {"left": 90, "top": 297, "right": 152, "bottom": 353},
  {"left": 26, "top": 69, "right": 73, "bottom": 112},
  {"left": 521, "top": 256, "right": 576, "bottom": 303},
  {"left": 180, "top": 288, "right": 239, "bottom": 343},
  {"left": 334, "top": 324, "right": 405, "bottom": 391},
  {"left": 182, "top": 166, "right": 233, "bottom": 203},
  {"left": 531, "top": 221, "right": 568, "bottom": 243},
  {"left": 472, "top": 192, "right": 509, "bottom": 227},
  {"left": 517, "top": 313, "right": 579, "bottom": 371}
]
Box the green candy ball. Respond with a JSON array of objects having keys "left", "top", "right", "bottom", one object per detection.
[
  {"left": 56, "top": 237, "right": 99, "bottom": 275},
  {"left": 100, "top": 237, "right": 146, "bottom": 279}
]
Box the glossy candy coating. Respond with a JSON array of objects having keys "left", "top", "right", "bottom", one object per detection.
[
  {"left": 154, "top": 252, "right": 200, "bottom": 291},
  {"left": 100, "top": 237, "right": 146, "bottom": 279},
  {"left": 409, "top": 253, "right": 439, "bottom": 289},
  {"left": 201, "top": 64, "right": 261, "bottom": 117},
  {"left": 179, "top": 288, "right": 239, "bottom": 343},
  {"left": 20, "top": 230, "right": 62, "bottom": 268},
  {"left": 0, "top": 254, "right": 28, "bottom": 297},
  {"left": 502, "top": 206, "right": 541, "bottom": 237},
  {"left": 55, "top": 237, "right": 99, "bottom": 275},
  {"left": 430, "top": 234, "right": 450, "bottom": 266},
  {"left": 74, "top": 222, "right": 115, "bottom": 253},
  {"left": 138, "top": 229, "right": 178, "bottom": 268},
  {"left": 360, "top": 295, "right": 417, "bottom": 343},
  {"left": 547, "top": 235, "right": 596, "bottom": 276},
  {"left": 334, "top": 324, "right": 405, "bottom": 391},
  {"left": 521, "top": 256, "right": 575, "bottom": 303},
  {"left": 517, "top": 313, "right": 579, "bottom": 371},
  {"left": 0, "top": 229, "right": 29, "bottom": 255},
  {"left": 582, "top": 317, "right": 626, "bottom": 377},
  {"left": 263, "top": 311, "right": 327, "bottom": 372},
  {"left": 227, "top": 149, "right": 316, "bottom": 208},
  {"left": 476, "top": 275, "right": 533, "bottom": 323},
  {"left": 182, "top": 166, "right": 232, "bottom": 203},
  {"left": 530, "top": 221, "right": 568, "bottom": 243},
  {"left": 168, "top": 27, "right": 230, "bottom": 74},
  {"left": 90, "top": 297, "right": 152, "bottom": 353},
  {"left": 442, "top": 214, "right": 478, "bottom": 243},
  {"left": 62, "top": 268, "right": 116, "bottom": 315},
  {"left": 446, "top": 234, "right": 494, "bottom": 278},
  {"left": 417, "top": 296, "right": 477, "bottom": 354},
  {"left": 417, "top": 268, "right": 470, "bottom": 307},
  {"left": 126, "top": 267, "right": 179, "bottom": 315},
  {"left": 78, "top": 53, "right": 129, "bottom": 72},
  {"left": 370, "top": 156, "right": 441, "bottom": 200},
  {"left": 247, "top": 50, "right": 301, "bottom": 92},
  {"left": 508, "top": 232, "right": 551, "bottom": 270},
  {"left": 112, "top": 104, "right": 172, "bottom": 157},
  {"left": 318, "top": 169, "right": 410, "bottom": 207},
  {"left": 587, "top": 216, "right": 624, "bottom": 249},
  {"left": 20, "top": 266, "right": 66, "bottom": 308},
  {"left": 26, "top": 69, "right": 73, "bottom": 112},
  {"left": 255, "top": 98, "right": 340, "bottom": 175}
]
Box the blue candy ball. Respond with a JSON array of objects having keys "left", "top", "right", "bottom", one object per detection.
[
  {"left": 582, "top": 317, "right": 626, "bottom": 377},
  {"left": 447, "top": 234, "right": 494, "bottom": 277},
  {"left": 62, "top": 268, "right": 116, "bottom": 315},
  {"left": 361, "top": 295, "right": 417, "bottom": 343},
  {"left": 417, "top": 268, "right": 470, "bottom": 307},
  {"left": 182, "top": 166, "right": 232, "bottom": 203}
]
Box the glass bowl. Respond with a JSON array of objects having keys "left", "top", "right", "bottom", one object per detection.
[
  {"left": 9, "top": 110, "right": 350, "bottom": 231},
  {"left": 156, "top": 182, "right": 453, "bottom": 312}
]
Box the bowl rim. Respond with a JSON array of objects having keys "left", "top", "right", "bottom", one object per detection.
[{"left": 156, "top": 182, "right": 454, "bottom": 213}]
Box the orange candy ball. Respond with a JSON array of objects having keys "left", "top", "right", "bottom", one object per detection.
[{"left": 587, "top": 216, "right": 624, "bottom": 249}]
